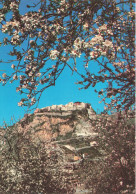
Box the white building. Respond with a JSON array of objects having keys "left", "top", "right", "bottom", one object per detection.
[
  {"left": 75, "top": 102, "right": 86, "bottom": 110},
  {"left": 51, "top": 105, "right": 57, "bottom": 110},
  {"left": 61, "top": 106, "right": 68, "bottom": 111},
  {"left": 47, "top": 106, "right": 51, "bottom": 111}
]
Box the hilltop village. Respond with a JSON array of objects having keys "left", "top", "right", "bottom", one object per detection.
[
  {"left": 32, "top": 102, "right": 96, "bottom": 120},
  {"left": 34, "top": 102, "right": 93, "bottom": 113},
  {"left": 34, "top": 102, "right": 94, "bottom": 113}
]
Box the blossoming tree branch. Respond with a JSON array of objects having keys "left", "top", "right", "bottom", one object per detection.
[{"left": 0, "top": 0, "right": 135, "bottom": 111}]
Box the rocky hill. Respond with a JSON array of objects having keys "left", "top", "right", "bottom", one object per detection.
[
  {"left": 17, "top": 102, "right": 97, "bottom": 143},
  {"left": 16, "top": 102, "right": 101, "bottom": 192},
  {"left": 0, "top": 102, "right": 135, "bottom": 193}
]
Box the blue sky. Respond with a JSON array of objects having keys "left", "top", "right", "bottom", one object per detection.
[
  {"left": 0, "top": 0, "right": 106, "bottom": 126},
  {"left": 0, "top": 59, "right": 105, "bottom": 126}
]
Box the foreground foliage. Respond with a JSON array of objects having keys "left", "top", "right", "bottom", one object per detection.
[
  {"left": 84, "top": 111, "right": 135, "bottom": 193},
  {"left": 0, "top": 111, "right": 134, "bottom": 193},
  {"left": 0, "top": 125, "right": 75, "bottom": 193},
  {"left": 0, "top": 0, "right": 135, "bottom": 110}
]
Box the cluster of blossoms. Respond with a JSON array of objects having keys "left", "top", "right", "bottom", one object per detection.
[
  {"left": 97, "top": 24, "right": 113, "bottom": 35},
  {"left": 57, "top": 0, "right": 69, "bottom": 13},
  {"left": 9, "top": 2, "right": 18, "bottom": 10},
  {"left": 2, "top": 21, "right": 20, "bottom": 33},
  {"left": 49, "top": 23, "right": 66, "bottom": 34},
  {"left": 78, "top": 7, "right": 91, "bottom": 20},
  {"left": 87, "top": 26, "right": 114, "bottom": 59},
  {"left": 11, "top": 33, "right": 20, "bottom": 45},
  {"left": 0, "top": 13, "right": 4, "bottom": 23},
  {"left": 127, "top": 10, "right": 135, "bottom": 17},
  {"left": 73, "top": 37, "right": 82, "bottom": 50},
  {"left": 50, "top": 50, "right": 60, "bottom": 60},
  {"left": 0, "top": 0, "right": 134, "bottom": 110},
  {"left": 21, "top": 12, "right": 43, "bottom": 33},
  {"left": 71, "top": 33, "right": 114, "bottom": 60},
  {"left": 70, "top": 37, "right": 82, "bottom": 57}
]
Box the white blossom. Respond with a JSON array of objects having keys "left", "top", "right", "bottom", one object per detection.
[
  {"left": 101, "top": 50, "right": 107, "bottom": 56},
  {"left": 50, "top": 50, "right": 59, "bottom": 60},
  {"left": 83, "top": 41, "right": 90, "bottom": 48},
  {"left": 90, "top": 51, "right": 98, "bottom": 59},
  {"left": 71, "top": 49, "right": 81, "bottom": 57},
  {"left": 31, "top": 97, "right": 36, "bottom": 104},
  {"left": 10, "top": 2, "right": 18, "bottom": 10},
  {"left": 36, "top": 73, "right": 41, "bottom": 77},
  {"left": 99, "top": 24, "right": 107, "bottom": 32},
  {"left": 0, "top": 13, "right": 4, "bottom": 22},
  {"left": 11, "top": 64, "right": 15, "bottom": 69},
  {"left": 13, "top": 75, "right": 18, "bottom": 80},
  {"left": 103, "top": 40, "right": 113, "bottom": 48},
  {"left": 116, "top": 7, "right": 120, "bottom": 12},
  {"left": 83, "top": 23, "right": 89, "bottom": 30},
  {"left": 93, "top": 35, "right": 103, "bottom": 43},
  {"left": 11, "top": 35, "right": 20, "bottom": 45},
  {"left": 74, "top": 37, "right": 82, "bottom": 50},
  {"left": 60, "top": 0, "right": 66, "bottom": 6},
  {"left": 19, "top": 75, "right": 23, "bottom": 80},
  {"left": 18, "top": 101, "right": 23, "bottom": 106}
]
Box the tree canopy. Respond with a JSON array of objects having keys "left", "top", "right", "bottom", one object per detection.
[{"left": 0, "top": 0, "right": 135, "bottom": 111}]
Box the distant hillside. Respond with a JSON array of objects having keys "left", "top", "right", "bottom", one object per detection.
[
  {"left": 17, "top": 102, "right": 97, "bottom": 142},
  {"left": 0, "top": 102, "right": 134, "bottom": 193}
]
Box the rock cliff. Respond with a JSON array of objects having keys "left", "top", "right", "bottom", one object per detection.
[
  {"left": 1, "top": 103, "right": 134, "bottom": 193},
  {"left": 17, "top": 102, "right": 97, "bottom": 142},
  {"left": 0, "top": 102, "right": 102, "bottom": 193}
]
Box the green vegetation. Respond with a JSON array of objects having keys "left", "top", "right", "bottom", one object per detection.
[{"left": 56, "top": 131, "right": 74, "bottom": 141}]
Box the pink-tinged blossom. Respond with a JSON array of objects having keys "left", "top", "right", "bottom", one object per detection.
[
  {"left": 10, "top": 2, "right": 18, "bottom": 10},
  {"left": 103, "top": 40, "right": 113, "bottom": 48},
  {"left": 18, "top": 101, "right": 23, "bottom": 106},
  {"left": 90, "top": 51, "right": 98, "bottom": 59},
  {"left": 83, "top": 41, "right": 90, "bottom": 49},
  {"left": 90, "top": 35, "right": 104, "bottom": 46},
  {"left": 71, "top": 49, "right": 81, "bottom": 57},
  {"left": 2, "top": 25, "right": 8, "bottom": 33},
  {"left": 13, "top": 75, "right": 18, "bottom": 80},
  {"left": 107, "top": 30, "right": 113, "bottom": 35},
  {"left": 74, "top": 37, "right": 82, "bottom": 50},
  {"left": 19, "top": 75, "right": 23, "bottom": 80},
  {"left": 99, "top": 24, "right": 107, "bottom": 32},
  {"left": 27, "top": 94, "right": 31, "bottom": 98},
  {"left": 11, "top": 35, "right": 20, "bottom": 45},
  {"left": 128, "top": 10, "right": 135, "bottom": 17},
  {"left": 36, "top": 73, "right": 41, "bottom": 77},
  {"left": 29, "top": 40, "right": 35, "bottom": 45},
  {"left": 11, "top": 64, "right": 15, "bottom": 69},
  {"left": 83, "top": 22, "right": 89, "bottom": 30},
  {"left": 2, "top": 73, "right": 6, "bottom": 78},
  {"left": 16, "top": 87, "right": 21, "bottom": 92}
]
